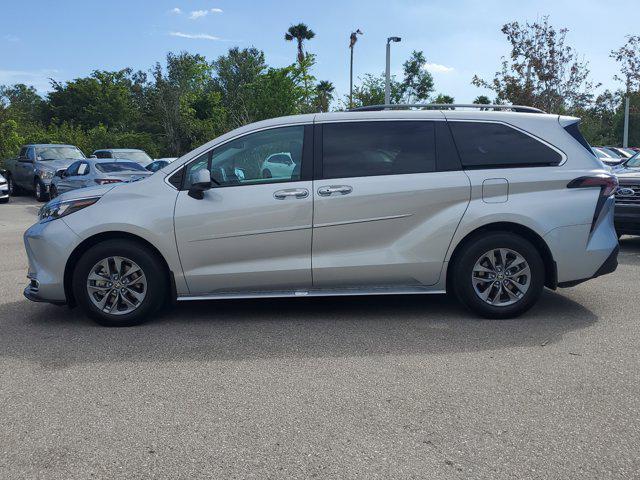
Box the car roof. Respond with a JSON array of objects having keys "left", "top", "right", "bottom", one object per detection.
[
  {"left": 27, "top": 144, "right": 78, "bottom": 148},
  {"left": 93, "top": 148, "right": 146, "bottom": 153}
]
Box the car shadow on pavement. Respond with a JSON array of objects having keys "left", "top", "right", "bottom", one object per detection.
[{"left": 0, "top": 290, "right": 597, "bottom": 369}]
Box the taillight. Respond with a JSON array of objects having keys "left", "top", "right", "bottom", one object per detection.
[
  {"left": 94, "top": 179, "right": 123, "bottom": 185},
  {"left": 567, "top": 174, "right": 618, "bottom": 231}
]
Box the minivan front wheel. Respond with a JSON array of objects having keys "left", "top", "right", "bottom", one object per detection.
[
  {"left": 72, "top": 240, "right": 167, "bottom": 326},
  {"left": 452, "top": 233, "right": 545, "bottom": 319}
]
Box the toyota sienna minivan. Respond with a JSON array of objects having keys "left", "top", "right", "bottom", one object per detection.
[{"left": 24, "top": 105, "right": 619, "bottom": 326}]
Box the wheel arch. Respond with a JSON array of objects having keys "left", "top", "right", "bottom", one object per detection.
[
  {"left": 446, "top": 222, "right": 557, "bottom": 290},
  {"left": 64, "top": 231, "right": 176, "bottom": 307}
]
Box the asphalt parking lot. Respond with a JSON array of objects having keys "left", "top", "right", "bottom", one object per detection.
[{"left": 1, "top": 196, "right": 639, "bottom": 479}]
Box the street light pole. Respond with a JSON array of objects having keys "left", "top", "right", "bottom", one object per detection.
[
  {"left": 623, "top": 95, "right": 630, "bottom": 148},
  {"left": 385, "top": 37, "right": 401, "bottom": 105},
  {"left": 349, "top": 29, "right": 363, "bottom": 109}
]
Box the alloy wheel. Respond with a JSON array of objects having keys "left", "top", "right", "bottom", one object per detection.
[
  {"left": 471, "top": 248, "right": 531, "bottom": 307},
  {"left": 86, "top": 256, "right": 148, "bottom": 315}
]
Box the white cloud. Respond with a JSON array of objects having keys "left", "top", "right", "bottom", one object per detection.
[
  {"left": 424, "top": 63, "right": 455, "bottom": 74},
  {"left": 169, "top": 32, "right": 221, "bottom": 41},
  {"left": 4, "top": 34, "right": 20, "bottom": 42},
  {"left": 189, "top": 8, "right": 223, "bottom": 19},
  {"left": 189, "top": 10, "right": 208, "bottom": 19},
  {"left": 169, "top": 7, "right": 182, "bottom": 15}
]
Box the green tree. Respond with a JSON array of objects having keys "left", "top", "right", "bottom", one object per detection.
[
  {"left": 399, "top": 51, "right": 434, "bottom": 103},
  {"left": 473, "top": 95, "right": 491, "bottom": 105},
  {"left": 284, "top": 23, "right": 316, "bottom": 65},
  {"left": 472, "top": 16, "right": 597, "bottom": 113},
  {"left": 212, "top": 47, "right": 267, "bottom": 127},
  {"left": 313, "top": 80, "right": 335, "bottom": 112},
  {"left": 0, "top": 84, "right": 45, "bottom": 123},
  {"left": 46, "top": 69, "right": 142, "bottom": 130},
  {"left": 434, "top": 94, "right": 454, "bottom": 104}
]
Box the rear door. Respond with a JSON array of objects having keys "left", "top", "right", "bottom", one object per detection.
[
  {"left": 174, "top": 124, "right": 314, "bottom": 295},
  {"left": 312, "top": 118, "right": 471, "bottom": 288}
]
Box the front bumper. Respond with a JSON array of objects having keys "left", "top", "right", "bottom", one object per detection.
[
  {"left": 614, "top": 203, "right": 640, "bottom": 235},
  {"left": 23, "top": 218, "right": 80, "bottom": 304}
]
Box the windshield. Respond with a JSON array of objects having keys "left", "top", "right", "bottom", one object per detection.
[
  {"left": 37, "top": 146, "right": 85, "bottom": 161},
  {"left": 114, "top": 151, "right": 152, "bottom": 163},
  {"left": 626, "top": 153, "right": 640, "bottom": 168},
  {"left": 95, "top": 162, "right": 148, "bottom": 173}
]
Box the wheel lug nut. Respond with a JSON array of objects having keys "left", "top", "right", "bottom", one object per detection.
[{"left": 121, "top": 288, "right": 126, "bottom": 293}]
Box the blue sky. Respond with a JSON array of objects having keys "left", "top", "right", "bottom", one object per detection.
[{"left": 0, "top": 0, "right": 637, "bottom": 103}]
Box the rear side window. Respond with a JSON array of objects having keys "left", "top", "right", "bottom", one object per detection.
[
  {"left": 563, "top": 122, "right": 594, "bottom": 156},
  {"left": 449, "top": 121, "right": 562, "bottom": 168},
  {"left": 322, "top": 121, "right": 435, "bottom": 179}
]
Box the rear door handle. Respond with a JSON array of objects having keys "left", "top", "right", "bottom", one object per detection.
[
  {"left": 317, "top": 185, "right": 353, "bottom": 196},
  {"left": 273, "top": 188, "right": 309, "bottom": 200}
]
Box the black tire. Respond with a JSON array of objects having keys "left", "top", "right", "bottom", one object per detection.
[
  {"left": 451, "top": 232, "right": 545, "bottom": 319},
  {"left": 72, "top": 240, "right": 167, "bottom": 327},
  {"left": 49, "top": 185, "right": 58, "bottom": 200},
  {"left": 262, "top": 169, "right": 272, "bottom": 178},
  {"left": 0, "top": 197, "right": 8, "bottom": 204},
  {"left": 6, "top": 174, "right": 20, "bottom": 196},
  {"left": 34, "top": 178, "right": 48, "bottom": 202}
]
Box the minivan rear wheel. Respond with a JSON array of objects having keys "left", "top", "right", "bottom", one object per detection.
[
  {"left": 72, "top": 240, "right": 167, "bottom": 327},
  {"left": 451, "top": 232, "right": 545, "bottom": 319}
]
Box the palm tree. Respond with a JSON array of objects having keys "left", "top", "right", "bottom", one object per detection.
[
  {"left": 315, "top": 80, "right": 335, "bottom": 112},
  {"left": 285, "top": 23, "right": 315, "bottom": 65}
]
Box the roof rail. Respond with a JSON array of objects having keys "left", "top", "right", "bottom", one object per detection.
[{"left": 348, "top": 104, "right": 546, "bottom": 114}]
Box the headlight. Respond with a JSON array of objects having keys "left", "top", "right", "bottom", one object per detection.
[
  {"left": 39, "top": 170, "right": 54, "bottom": 180},
  {"left": 38, "top": 197, "right": 101, "bottom": 223}
]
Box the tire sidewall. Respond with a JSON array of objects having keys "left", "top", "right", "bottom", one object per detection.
[
  {"left": 35, "top": 178, "right": 47, "bottom": 202},
  {"left": 72, "top": 240, "right": 166, "bottom": 327},
  {"left": 452, "top": 233, "right": 545, "bottom": 319}
]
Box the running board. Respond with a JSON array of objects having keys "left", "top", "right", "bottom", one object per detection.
[{"left": 177, "top": 286, "right": 446, "bottom": 301}]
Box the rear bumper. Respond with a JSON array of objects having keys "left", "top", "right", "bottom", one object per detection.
[
  {"left": 558, "top": 245, "right": 619, "bottom": 288},
  {"left": 614, "top": 203, "right": 640, "bottom": 235}
]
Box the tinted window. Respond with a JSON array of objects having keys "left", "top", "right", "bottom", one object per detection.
[
  {"left": 96, "top": 162, "right": 147, "bottom": 173},
  {"left": 322, "top": 121, "right": 435, "bottom": 179},
  {"left": 26, "top": 147, "right": 36, "bottom": 160},
  {"left": 66, "top": 162, "right": 81, "bottom": 176},
  {"left": 77, "top": 162, "right": 89, "bottom": 175},
  {"left": 184, "top": 125, "right": 305, "bottom": 188},
  {"left": 564, "top": 122, "right": 594, "bottom": 156},
  {"left": 449, "top": 122, "right": 562, "bottom": 168}
]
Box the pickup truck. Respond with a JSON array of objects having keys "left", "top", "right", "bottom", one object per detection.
[{"left": 4, "top": 144, "right": 86, "bottom": 201}]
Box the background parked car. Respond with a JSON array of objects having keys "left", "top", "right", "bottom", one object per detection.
[
  {"left": 50, "top": 159, "right": 152, "bottom": 198},
  {"left": 92, "top": 149, "right": 153, "bottom": 166},
  {"left": 613, "top": 152, "right": 640, "bottom": 236},
  {"left": 261, "top": 152, "right": 295, "bottom": 179},
  {"left": 146, "top": 158, "right": 177, "bottom": 172},
  {"left": 606, "top": 146, "right": 636, "bottom": 159},
  {"left": 592, "top": 146, "right": 624, "bottom": 166},
  {"left": 3, "top": 144, "right": 86, "bottom": 201},
  {"left": 0, "top": 172, "right": 9, "bottom": 203}
]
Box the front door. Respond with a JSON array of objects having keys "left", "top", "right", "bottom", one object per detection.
[
  {"left": 174, "top": 124, "right": 314, "bottom": 295},
  {"left": 312, "top": 119, "right": 471, "bottom": 288}
]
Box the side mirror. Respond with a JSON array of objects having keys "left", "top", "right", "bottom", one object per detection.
[{"left": 188, "top": 169, "right": 212, "bottom": 200}]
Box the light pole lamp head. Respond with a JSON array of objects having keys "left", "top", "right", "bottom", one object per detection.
[{"left": 388, "top": 36, "right": 402, "bottom": 44}]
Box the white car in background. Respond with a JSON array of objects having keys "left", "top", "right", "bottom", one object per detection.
[
  {"left": 261, "top": 152, "right": 295, "bottom": 179},
  {"left": 0, "top": 173, "right": 9, "bottom": 203}
]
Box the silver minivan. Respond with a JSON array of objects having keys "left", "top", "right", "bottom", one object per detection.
[{"left": 24, "top": 105, "right": 619, "bottom": 326}]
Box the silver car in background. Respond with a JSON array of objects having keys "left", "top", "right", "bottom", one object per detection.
[
  {"left": 49, "top": 159, "right": 152, "bottom": 198},
  {"left": 24, "top": 105, "right": 619, "bottom": 327},
  {"left": 92, "top": 149, "right": 153, "bottom": 166},
  {"left": 0, "top": 173, "right": 9, "bottom": 203}
]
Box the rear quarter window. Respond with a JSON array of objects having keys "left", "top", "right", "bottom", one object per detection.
[{"left": 449, "top": 121, "right": 562, "bottom": 169}]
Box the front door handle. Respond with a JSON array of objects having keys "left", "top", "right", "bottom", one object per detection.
[
  {"left": 273, "top": 188, "right": 309, "bottom": 200},
  {"left": 317, "top": 185, "right": 353, "bottom": 196}
]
